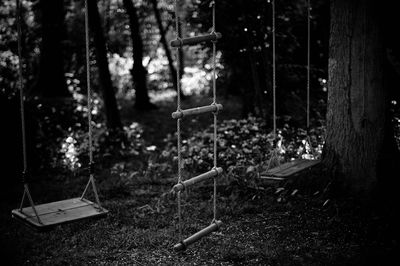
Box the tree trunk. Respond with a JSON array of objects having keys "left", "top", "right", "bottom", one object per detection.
[
  {"left": 177, "top": 6, "right": 185, "bottom": 81},
  {"left": 122, "top": 0, "right": 155, "bottom": 110},
  {"left": 150, "top": 0, "right": 177, "bottom": 91},
  {"left": 35, "top": 0, "right": 69, "bottom": 98},
  {"left": 323, "top": 0, "right": 396, "bottom": 197},
  {"left": 88, "top": 0, "right": 122, "bottom": 129},
  {"left": 261, "top": 47, "right": 272, "bottom": 122},
  {"left": 248, "top": 50, "right": 264, "bottom": 117}
]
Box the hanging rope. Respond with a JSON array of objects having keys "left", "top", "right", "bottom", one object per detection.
[
  {"left": 304, "top": 0, "right": 316, "bottom": 159},
  {"left": 306, "top": 0, "right": 311, "bottom": 129},
  {"left": 211, "top": 0, "right": 217, "bottom": 223},
  {"left": 272, "top": 0, "right": 276, "bottom": 140},
  {"left": 16, "top": 0, "right": 42, "bottom": 224},
  {"left": 81, "top": 0, "right": 101, "bottom": 208},
  {"left": 17, "top": 0, "right": 27, "bottom": 176},
  {"left": 265, "top": 0, "right": 281, "bottom": 171},
  {"left": 173, "top": 0, "right": 183, "bottom": 242}
]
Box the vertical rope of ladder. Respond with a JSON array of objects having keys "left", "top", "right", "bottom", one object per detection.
[
  {"left": 16, "top": 0, "right": 42, "bottom": 224},
  {"left": 81, "top": 0, "right": 101, "bottom": 208},
  {"left": 211, "top": 0, "right": 217, "bottom": 223},
  {"left": 173, "top": 0, "right": 183, "bottom": 242},
  {"left": 272, "top": 0, "right": 277, "bottom": 140},
  {"left": 306, "top": 0, "right": 311, "bottom": 129}
]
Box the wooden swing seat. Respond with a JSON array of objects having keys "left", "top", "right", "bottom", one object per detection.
[
  {"left": 261, "top": 159, "right": 320, "bottom": 180},
  {"left": 11, "top": 197, "right": 108, "bottom": 231}
]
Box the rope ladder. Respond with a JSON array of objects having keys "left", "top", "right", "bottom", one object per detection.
[{"left": 171, "top": 0, "right": 223, "bottom": 251}]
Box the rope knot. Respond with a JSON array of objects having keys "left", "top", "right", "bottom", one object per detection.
[
  {"left": 21, "top": 170, "right": 29, "bottom": 184},
  {"left": 211, "top": 102, "right": 221, "bottom": 115},
  {"left": 88, "top": 162, "right": 95, "bottom": 175},
  {"left": 209, "top": 0, "right": 215, "bottom": 8},
  {"left": 176, "top": 37, "right": 183, "bottom": 48}
]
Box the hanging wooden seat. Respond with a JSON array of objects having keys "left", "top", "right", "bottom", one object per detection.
[
  {"left": 11, "top": 198, "right": 108, "bottom": 231},
  {"left": 12, "top": 0, "right": 108, "bottom": 232},
  {"left": 260, "top": 159, "right": 320, "bottom": 180}
]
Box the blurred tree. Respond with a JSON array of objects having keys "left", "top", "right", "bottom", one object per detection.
[
  {"left": 323, "top": 0, "right": 400, "bottom": 198},
  {"left": 122, "top": 0, "right": 156, "bottom": 110},
  {"left": 34, "top": 0, "right": 69, "bottom": 97},
  {"left": 150, "top": 0, "right": 179, "bottom": 94},
  {"left": 88, "top": 0, "right": 122, "bottom": 129},
  {"left": 190, "top": 0, "right": 328, "bottom": 123},
  {"left": 176, "top": 0, "right": 185, "bottom": 83}
]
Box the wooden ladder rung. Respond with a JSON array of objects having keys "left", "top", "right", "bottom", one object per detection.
[
  {"left": 172, "top": 167, "right": 223, "bottom": 192},
  {"left": 170, "top": 32, "right": 222, "bottom": 48},
  {"left": 173, "top": 220, "right": 222, "bottom": 251},
  {"left": 172, "top": 104, "right": 223, "bottom": 119}
]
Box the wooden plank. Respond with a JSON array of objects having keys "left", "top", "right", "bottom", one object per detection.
[
  {"left": 11, "top": 198, "right": 108, "bottom": 231},
  {"left": 274, "top": 159, "right": 320, "bottom": 177},
  {"left": 172, "top": 104, "right": 223, "bottom": 119},
  {"left": 173, "top": 220, "right": 222, "bottom": 251},
  {"left": 172, "top": 167, "right": 223, "bottom": 192},
  {"left": 16, "top": 198, "right": 91, "bottom": 217},
  {"left": 263, "top": 160, "right": 304, "bottom": 176},
  {"left": 259, "top": 176, "right": 285, "bottom": 181},
  {"left": 261, "top": 159, "right": 320, "bottom": 179},
  {"left": 170, "top": 32, "right": 222, "bottom": 47}
]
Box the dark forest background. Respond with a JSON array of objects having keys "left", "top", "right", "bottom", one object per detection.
[{"left": 1, "top": 0, "right": 400, "bottom": 264}]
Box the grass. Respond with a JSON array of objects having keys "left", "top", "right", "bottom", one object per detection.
[{"left": 0, "top": 95, "right": 396, "bottom": 265}]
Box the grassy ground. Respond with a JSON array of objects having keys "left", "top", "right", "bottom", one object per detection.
[{"left": 0, "top": 95, "right": 396, "bottom": 265}]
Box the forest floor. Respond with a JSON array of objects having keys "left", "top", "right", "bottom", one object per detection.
[{"left": 0, "top": 95, "right": 397, "bottom": 265}]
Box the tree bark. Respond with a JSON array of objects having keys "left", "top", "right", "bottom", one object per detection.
[
  {"left": 323, "top": 0, "right": 396, "bottom": 197},
  {"left": 122, "top": 0, "right": 155, "bottom": 110},
  {"left": 88, "top": 0, "right": 122, "bottom": 129},
  {"left": 35, "top": 0, "right": 69, "bottom": 98}
]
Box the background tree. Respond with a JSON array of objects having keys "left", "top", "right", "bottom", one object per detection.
[
  {"left": 323, "top": 0, "right": 400, "bottom": 198},
  {"left": 123, "top": 0, "right": 155, "bottom": 110},
  {"left": 34, "top": 0, "right": 69, "bottom": 97},
  {"left": 150, "top": 0, "right": 179, "bottom": 94},
  {"left": 88, "top": 0, "right": 122, "bottom": 129},
  {"left": 189, "top": 0, "right": 328, "bottom": 122}
]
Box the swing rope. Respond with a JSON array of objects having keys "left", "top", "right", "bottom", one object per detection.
[
  {"left": 81, "top": 0, "right": 101, "bottom": 208},
  {"left": 17, "top": 0, "right": 27, "bottom": 178},
  {"left": 267, "top": 0, "right": 315, "bottom": 165},
  {"left": 306, "top": 0, "right": 311, "bottom": 130},
  {"left": 16, "top": 0, "right": 42, "bottom": 224},
  {"left": 265, "top": 0, "right": 281, "bottom": 170},
  {"left": 272, "top": 0, "right": 277, "bottom": 140},
  {"left": 304, "top": 0, "right": 315, "bottom": 158}
]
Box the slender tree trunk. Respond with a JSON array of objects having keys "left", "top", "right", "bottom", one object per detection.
[
  {"left": 261, "top": 47, "right": 272, "bottom": 121},
  {"left": 323, "top": 0, "right": 398, "bottom": 197},
  {"left": 88, "top": 0, "right": 122, "bottom": 129},
  {"left": 248, "top": 50, "right": 264, "bottom": 117},
  {"left": 177, "top": 18, "right": 185, "bottom": 81},
  {"left": 122, "top": 0, "right": 155, "bottom": 110},
  {"left": 35, "top": 0, "right": 69, "bottom": 98},
  {"left": 150, "top": 0, "right": 177, "bottom": 90}
]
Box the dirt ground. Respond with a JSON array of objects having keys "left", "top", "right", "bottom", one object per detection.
[{"left": 0, "top": 96, "right": 397, "bottom": 265}]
